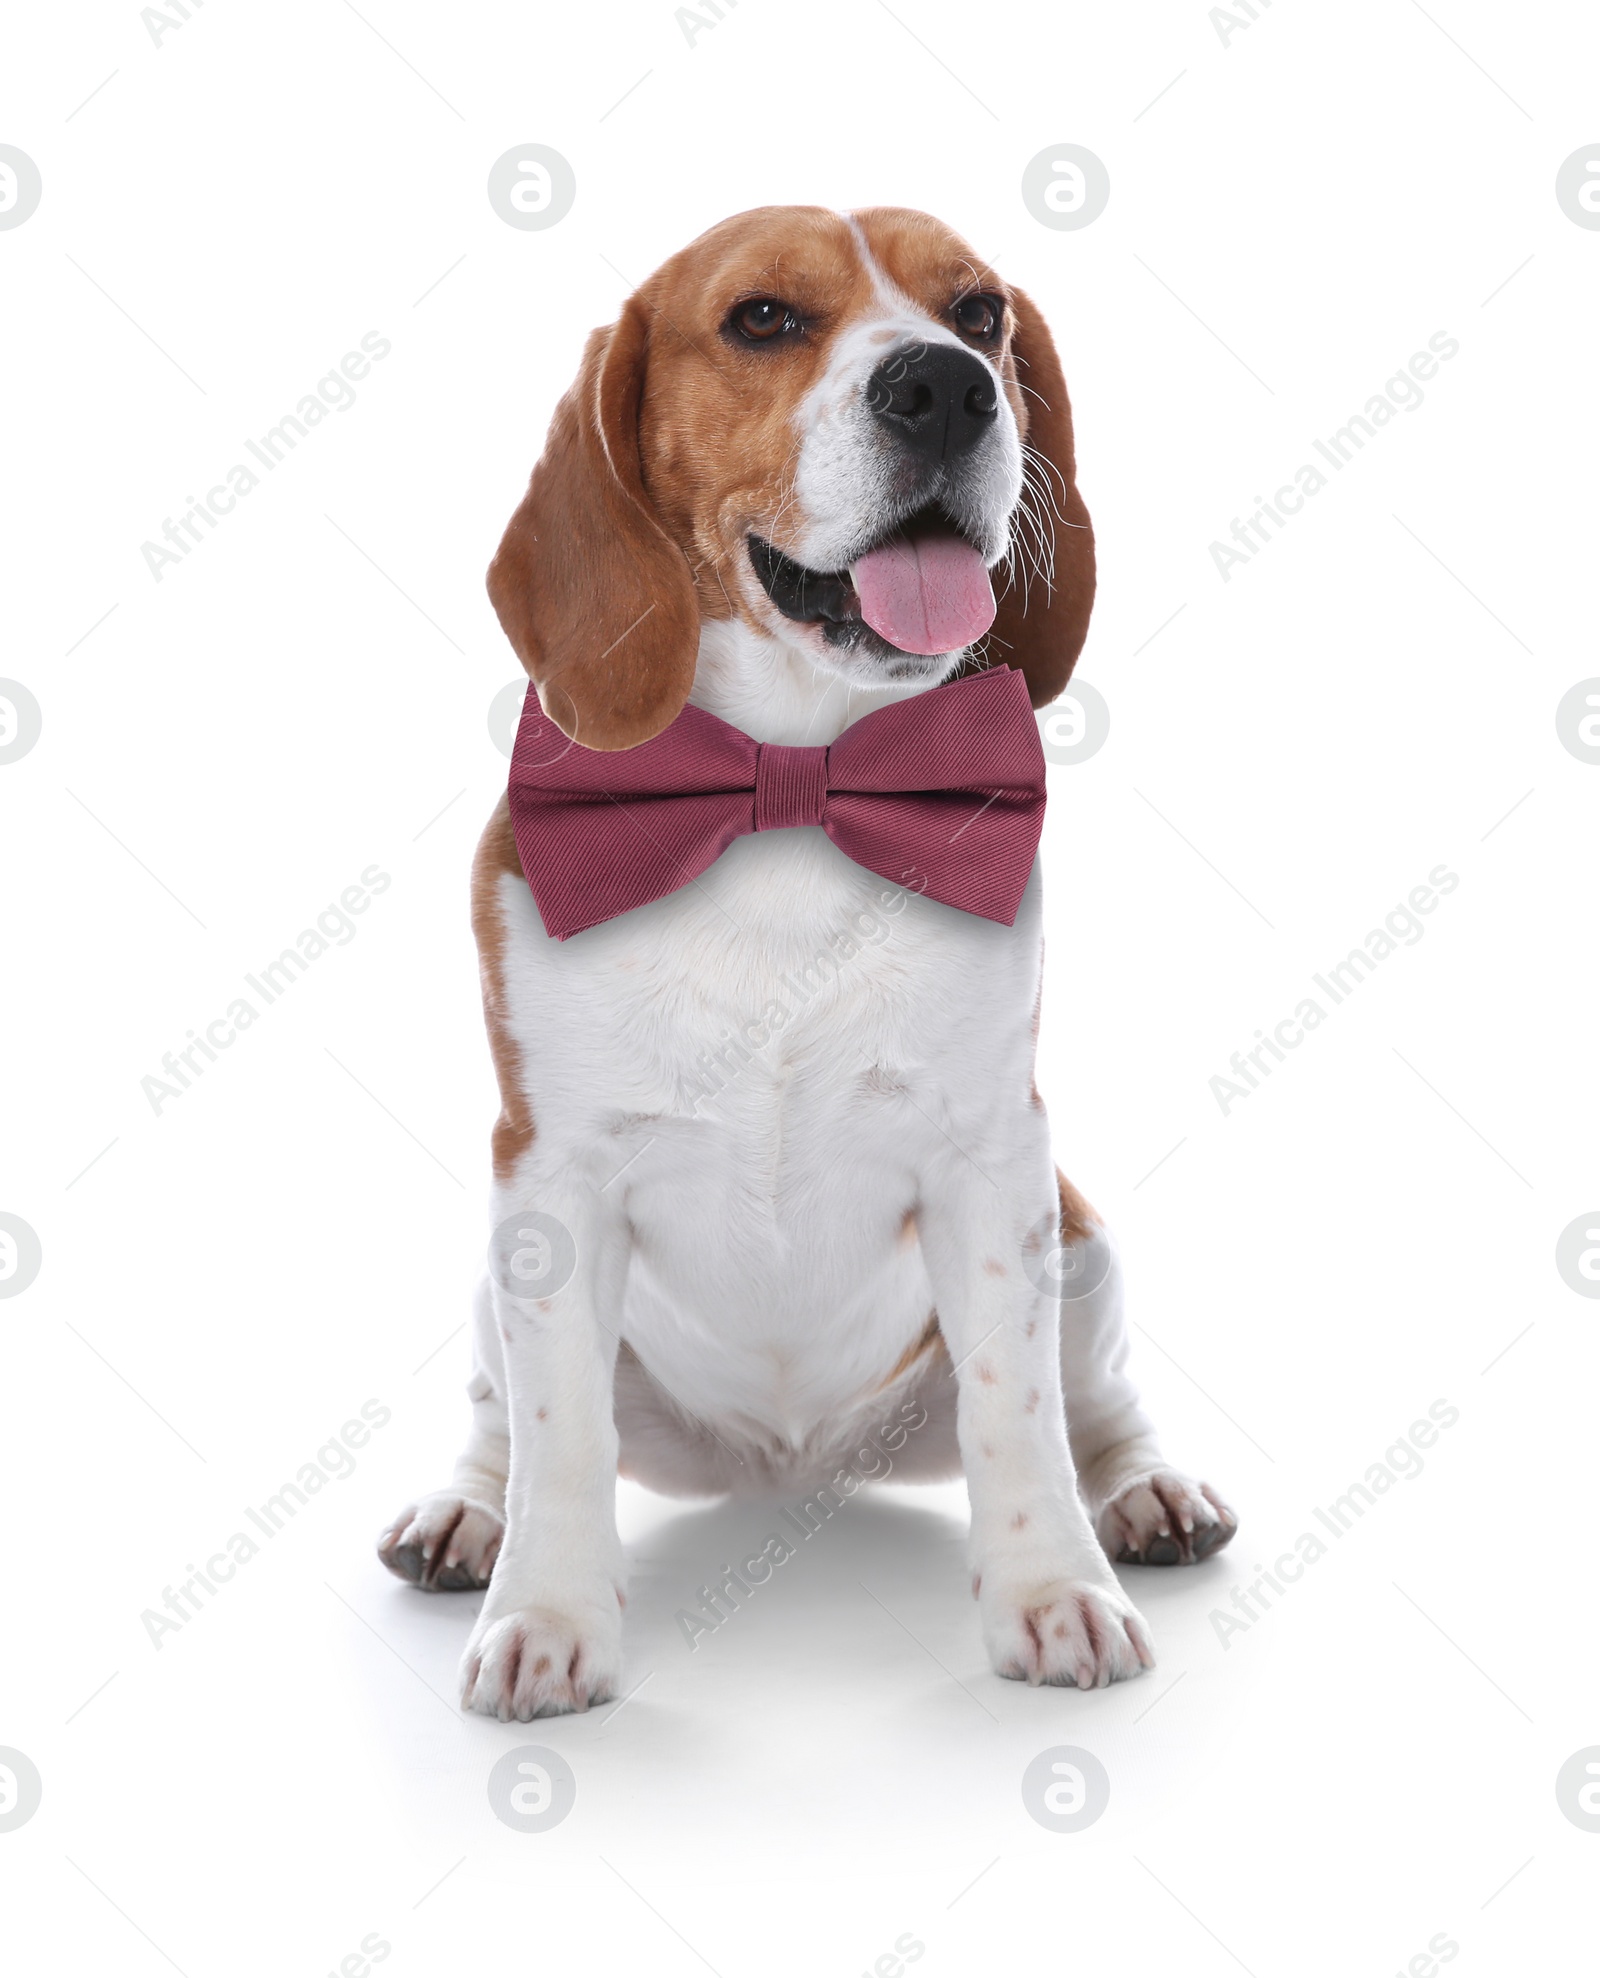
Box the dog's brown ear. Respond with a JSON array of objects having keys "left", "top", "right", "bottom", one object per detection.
[
  {"left": 487, "top": 295, "right": 700, "bottom": 750},
  {"left": 985, "top": 285, "right": 1096, "bottom": 706}
]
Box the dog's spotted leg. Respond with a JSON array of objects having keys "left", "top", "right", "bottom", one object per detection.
[
  {"left": 1049, "top": 1172, "right": 1238, "bottom": 1568},
  {"left": 457, "top": 1177, "right": 629, "bottom": 1721},
  {"left": 918, "top": 1125, "right": 1154, "bottom": 1689}
]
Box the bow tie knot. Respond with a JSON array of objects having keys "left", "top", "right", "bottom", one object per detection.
[{"left": 753, "top": 742, "right": 829, "bottom": 832}]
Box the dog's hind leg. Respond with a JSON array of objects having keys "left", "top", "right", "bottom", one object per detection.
[
  {"left": 377, "top": 1274, "right": 509, "bottom": 1591},
  {"left": 1051, "top": 1169, "right": 1238, "bottom": 1568},
  {"left": 378, "top": 800, "right": 525, "bottom": 1595}
]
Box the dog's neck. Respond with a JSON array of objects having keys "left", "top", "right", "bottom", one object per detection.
[{"left": 688, "top": 617, "right": 954, "bottom": 746}]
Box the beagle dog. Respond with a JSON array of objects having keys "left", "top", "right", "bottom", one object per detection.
[{"left": 378, "top": 206, "right": 1236, "bottom": 1719}]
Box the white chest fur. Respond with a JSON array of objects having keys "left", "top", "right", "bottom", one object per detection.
[{"left": 493, "top": 808, "right": 1045, "bottom": 1449}]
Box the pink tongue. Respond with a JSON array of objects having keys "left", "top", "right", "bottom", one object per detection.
[{"left": 850, "top": 532, "right": 996, "bottom": 656}]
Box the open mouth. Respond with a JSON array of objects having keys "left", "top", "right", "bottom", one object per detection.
[{"left": 747, "top": 505, "right": 998, "bottom": 658}]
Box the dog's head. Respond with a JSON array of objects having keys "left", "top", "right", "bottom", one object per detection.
[{"left": 488, "top": 205, "right": 1094, "bottom": 748}]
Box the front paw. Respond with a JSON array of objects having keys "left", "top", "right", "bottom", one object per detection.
[
  {"left": 981, "top": 1573, "right": 1154, "bottom": 1689},
  {"left": 460, "top": 1600, "right": 623, "bottom": 1721}
]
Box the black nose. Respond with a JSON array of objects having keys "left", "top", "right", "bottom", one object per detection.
[{"left": 865, "top": 340, "right": 999, "bottom": 465}]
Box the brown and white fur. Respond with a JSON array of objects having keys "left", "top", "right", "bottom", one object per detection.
[{"left": 378, "top": 207, "right": 1236, "bottom": 1720}]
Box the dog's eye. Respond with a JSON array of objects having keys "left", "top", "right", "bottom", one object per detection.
[
  {"left": 952, "top": 293, "right": 1004, "bottom": 343},
  {"left": 731, "top": 297, "right": 799, "bottom": 343}
]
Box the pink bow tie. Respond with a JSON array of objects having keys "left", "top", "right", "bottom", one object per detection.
[{"left": 508, "top": 666, "right": 1047, "bottom": 941}]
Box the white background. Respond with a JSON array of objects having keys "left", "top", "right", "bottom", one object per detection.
[{"left": 3, "top": 2, "right": 1597, "bottom": 1973}]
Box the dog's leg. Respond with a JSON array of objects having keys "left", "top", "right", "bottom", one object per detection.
[
  {"left": 1052, "top": 1170, "right": 1238, "bottom": 1567},
  {"left": 917, "top": 1125, "right": 1154, "bottom": 1688},
  {"left": 457, "top": 1181, "right": 628, "bottom": 1721},
  {"left": 377, "top": 1275, "right": 509, "bottom": 1591}
]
